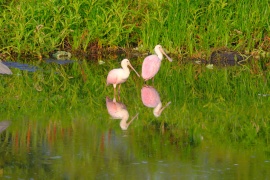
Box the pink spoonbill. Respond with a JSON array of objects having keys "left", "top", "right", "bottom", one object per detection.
[
  {"left": 142, "top": 45, "right": 172, "bottom": 81},
  {"left": 107, "top": 59, "right": 140, "bottom": 98},
  {"left": 106, "top": 97, "right": 139, "bottom": 130},
  {"left": 141, "top": 86, "right": 171, "bottom": 117}
]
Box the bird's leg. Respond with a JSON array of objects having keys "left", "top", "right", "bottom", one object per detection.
[
  {"left": 114, "top": 87, "right": 117, "bottom": 100},
  {"left": 118, "top": 93, "right": 121, "bottom": 101},
  {"left": 118, "top": 84, "right": 121, "bottom": 94},
  {"left": 160, "top": 121, "right": 165, "bottom": 135},
  {"left": 118, "top": 84, "right": 121, "bottom": 101},
  {"left": 152, "top": 77, "right": 155, "bottom": 85}
]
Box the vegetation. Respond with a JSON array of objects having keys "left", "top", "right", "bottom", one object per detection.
[
  {"left": 0, "top": 1, "right": 269, "bottom": 178},
  {"left": 0, "top": 0, "right": 269, "bottom": 58}
]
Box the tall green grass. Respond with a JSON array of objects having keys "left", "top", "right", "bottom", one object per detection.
[{"left": 0, "top": 0, "right": 269, "bottom": 58}]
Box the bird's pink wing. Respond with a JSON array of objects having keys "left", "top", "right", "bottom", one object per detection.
[
  {"left": 141, "top": 86, "right": 160, "bottom": 107},
  {"left": 106, "top": 69, "right": 118, "bottom": 85},
  {"left": 106, "top": 97, "right": 124, "bottom": 117},
  {"left": 106, "top": 98, "right": 116, "bottom": 114},
  {"left": 142, "top": 55, "right": 161, "bottom": 80},
  {"left": 106, "top": 98, "right": 121, "bottom": 118}
]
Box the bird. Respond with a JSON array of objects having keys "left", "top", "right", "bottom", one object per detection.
[
  {"left": 0, "top": 60, "right": 12, "bottom": 74},
  {"left": 0, "top": 121, "right": 11, "bottom": 133},
  {"left": 142, "top": 45, "right": 172, "bottom": 81},
  {"left": 107, "top": 59, "right": 140, "bottom": 98},
  {"left": 106, "top": 97, "right": 138, "bottom": 130},
  {"left": 141, "top": 86, "right": 171, "bottom": 117}
]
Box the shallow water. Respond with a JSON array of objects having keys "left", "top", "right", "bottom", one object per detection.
[
  {"left": 2, "top": 61, "right": 38, "bottom": 72},
  {"left": 0, "top": 57, "right": 270, "bottom": 179},
  {"left": 0, "top": 118, "right": 269, "bottom": 179}
]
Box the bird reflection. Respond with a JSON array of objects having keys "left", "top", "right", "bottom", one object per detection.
[
  {"left": 106, "top": 97, "right": 138, "bottom": 130},
  {"left": 141, "top": 85, "right": 171, "bottom": 117},
  {"left": 0, "top": 121, "right": 11, "bottom": 133}
]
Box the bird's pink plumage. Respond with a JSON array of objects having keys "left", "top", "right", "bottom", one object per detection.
[
  {"left": 141, "top": 55, "right": 161, "bottom": 80},
  {"left": 141, "top": 86, "right": 160, "bottom": 107},
  {"left": 106, "top": 69, "right": 118, "bottom": 85},
  {"left": 106, "top": 97, "right": 126, "bottom": 117}
]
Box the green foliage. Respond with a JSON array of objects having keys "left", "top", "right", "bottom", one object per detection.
[{"left": 0, "top": 0, "right": 269, "bottom": 57}]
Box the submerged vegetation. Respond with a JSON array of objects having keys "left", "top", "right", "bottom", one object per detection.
[{"left": 0, "top": 0, "right": 269, "bottom": 58}]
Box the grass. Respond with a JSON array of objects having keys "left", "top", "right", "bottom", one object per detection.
[{"left": 0, "top": 0, "right": 269, "bottom": 58}]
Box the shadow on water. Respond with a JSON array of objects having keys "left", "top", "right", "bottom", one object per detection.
[
  {"left": 44, "top": 59, "right": 75, "bottom": 65},
  {"left": 2, "top": 61, "right": 38, "bottom": 72},
  {"left": 2, "top": 58, "right": 75, "bottom": 73}
]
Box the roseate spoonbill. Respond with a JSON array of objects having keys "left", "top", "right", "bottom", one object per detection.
[
  {"left": 141, "top": 86, "right": 171, "bottom": 117},
  {"left": 106, "top": 97, "right": 138, "bottom": 130},
  {"left": 107, "top": 59, "right": 140, "bottom": 98},
  {"left": 0, "top": 60, "right": 12, "bottom": 74},
  {"left": 0, "top": 121, "right": 10, "bottom": 133},
  {"left": 142, "top": 45, "right": 172, "bottom": 81}
]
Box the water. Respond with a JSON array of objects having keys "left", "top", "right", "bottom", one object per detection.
[
  {"left": 2, "top": 59, "right": 75, "bottom": 73},
  {"left": 0, "top": 57, "right": 270, "bottom": 179},
  {"left": 2, "top": 61, "right": 38, "bottom": 72},
  {"left": 0, "top": 115, "right": 269, "bottom": 179}
]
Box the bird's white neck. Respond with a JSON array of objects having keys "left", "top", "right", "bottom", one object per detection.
[
  {"left": 153, "top": 102, "right": 162, "bottom": 117},
  {"left": 121, "top": 64, "right": 131, "bottom": 75},
  {"left": 120, "top": 111, "right": 129, "bottom": 130},
  {"left": 155, "top": 47, "right": 163, "bottom": 60}
]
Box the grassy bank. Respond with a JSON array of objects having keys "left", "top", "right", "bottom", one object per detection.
[{"left": 0, "top": 0, "right": 269, "bottom": 58}]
